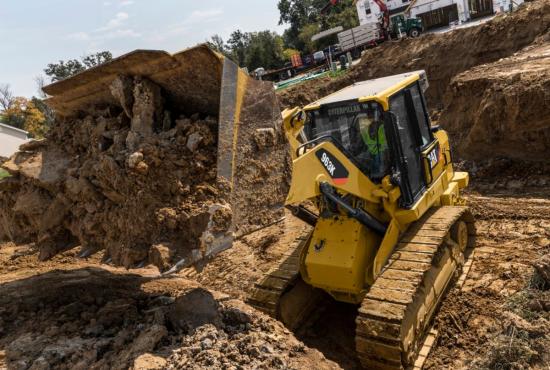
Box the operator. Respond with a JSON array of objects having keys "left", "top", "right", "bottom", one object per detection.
[{"left": 357, "top": 112, "right": 388, "bottom": 178}]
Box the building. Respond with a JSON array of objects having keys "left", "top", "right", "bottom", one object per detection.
[
  {"left": 0, "top": 122, "right": 29, "bottom": 158},
  {"left": 355, "top": 0, "right": 522, "bottom": 30}
]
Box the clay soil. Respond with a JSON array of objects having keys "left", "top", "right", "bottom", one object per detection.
[{"left": 0, "top": 235, "right": 339, "bottom": 370}]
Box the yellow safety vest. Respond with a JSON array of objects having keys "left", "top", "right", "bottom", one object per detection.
[{"left": 362, "top": 125, "right": 387, "bottom": 155}]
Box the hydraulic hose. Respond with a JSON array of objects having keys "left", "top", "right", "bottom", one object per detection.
[
  {"left": 286, "top": 205, "right": 318, "bottom": 226},
  {"left": 319, "top": 182, "right": 387, "bottom": 235}
]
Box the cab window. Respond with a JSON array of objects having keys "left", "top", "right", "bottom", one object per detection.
[
  {"left": 409, "top": 83, "right": 432, "bottom": 146},
  {"left": 303, "top": 102, "right": 391, "bottom": 181}
]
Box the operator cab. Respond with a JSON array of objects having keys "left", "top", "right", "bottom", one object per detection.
[
  {"left": 304, "top": 101, "right": 390, "bottom": 181},
  {"left": 301, "top": 71, "right": 438, "bottom": 208}
]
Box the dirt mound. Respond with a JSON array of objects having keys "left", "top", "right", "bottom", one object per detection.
[
  {"left": 425, "top": 192, "right": 550, "bottom": 369},
  {"left": 0, "top": 74, "right": 289, "bottom": 271},
  {"left": 440, "top": 39, "right": 550, "bottom": 162},
  {"left": 278, "top": 0, "right": 550, "bottom": 111},
  {"left": 0, "top": 266, "right": 338, "bottom": 370}
]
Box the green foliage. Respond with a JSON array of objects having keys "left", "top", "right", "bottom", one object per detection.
[
  {"left": 298, "top": 23, "right": 321, "bottom": 53},
  {"left": 227, "top": 30, "right": 250, "bottom": 66},
  {"left": 44, "top": 59, "right": 85, "bottom": 82},
  {"left": 204, "top": 1, "right": 360, "bottom": 71},
  {"left": 283, "top": 48, "right": 301, "bottom": 61},
  {"left": 246, "top": 31, "right": 285, "bottom": 70},
  {"left": 44, "top": 51, "right": 113, "bottom": 82},
  {"left": 81, "top": 51, "right": 113, "bottom": 69},
  {"left": 0, "top": 169, "right": 9, "bottom": 180},
  {"left": 278, "top": 0, "right": 359, "bottom": 51},
  {"left": 207, "top": 31, "right": 286, "bottom": 71}
]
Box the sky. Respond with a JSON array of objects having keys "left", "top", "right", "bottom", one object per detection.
[{"left": 0, "top": 0, "right": 287, "bottom": 97}]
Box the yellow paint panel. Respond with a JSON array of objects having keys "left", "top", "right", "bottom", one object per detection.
[
  {"left": 452, "top": 172, "right": 469, "bottom": 189},
  {"left": 303, "top": 217, "right": 379, "bottom": 303},
  {"left": 357, "top": 96, "right": 390, "bottom": 110}
]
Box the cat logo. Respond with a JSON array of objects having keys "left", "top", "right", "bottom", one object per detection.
[{"left": 427, "top": 146, "right": 439, "bottom": 169}]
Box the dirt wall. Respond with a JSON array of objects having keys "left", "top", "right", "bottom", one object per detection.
[{"left": 441, "top": 40, "right": 550, "bottom": 161}]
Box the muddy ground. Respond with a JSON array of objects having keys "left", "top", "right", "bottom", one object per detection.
[
  {"left": 1, "top": 176, "right": 548, "bottom": 369},
  {"left": 0, "top": 236, "right": 338, "bottom": 370}
]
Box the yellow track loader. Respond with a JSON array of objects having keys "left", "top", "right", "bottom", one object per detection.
[{"left": 248, "top": 71, "right": 476, "bottom": 369}]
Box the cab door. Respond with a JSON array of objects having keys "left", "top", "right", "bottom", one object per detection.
[{"left": 386, "top": 81, "right": 437, "bottom": 208}]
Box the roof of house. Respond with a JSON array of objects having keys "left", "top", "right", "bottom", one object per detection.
[{"left": 0, "top": 122, "right": 29, "bottom": 135}]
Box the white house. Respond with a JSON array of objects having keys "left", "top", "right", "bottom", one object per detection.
[
  {"left": 0, "top": 122, "right": 29, "bottom": 158},
  {"left": 355, "top": 0, "right": 523, "bottom": 30}
]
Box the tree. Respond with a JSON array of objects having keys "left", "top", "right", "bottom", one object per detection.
[
  {"left": 44, "top": 59, "right": 85, "bottom": 82},
  {"left": 278, "top": 0, "right": 359, "bottom": 51},
  {"left": 35, "top": 76, "right": 48, "bottom": 99},
  {"left": 206, "top": 34, "right": 228, "bottom": 56},
  {"left": 0, "top": 84, "right": 13, "bottom": 111},
  {"left": 82, "top": 51, "right": 113, "bottom": 69},
  {"left": 298, "top": 23, "right": 321, "bottom": 53},
  {"left": 244, "top": 31, "right": 286, "bottom": 71},
  {"left": 206, "top": 30, "right": 286, "bottom": 71},
  {"left": 2, "top": 97, "right": 48, "bottom": 138},
  {"left": 44, "top": 51, "right": 113, "bottom": 82},
  {"left": 227, "top": 30, "right": 250, "bottom": 67},
  {"left": 31, "top": 97, "right": 55, "bottom": 132}
]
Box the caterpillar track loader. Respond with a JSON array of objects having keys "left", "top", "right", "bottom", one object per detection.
[{"left": 248, "top": 71, "right": 476, "bottom": 369}]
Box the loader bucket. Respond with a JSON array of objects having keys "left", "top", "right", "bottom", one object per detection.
[{"left": 43, "top": 44, "right": 289, "bottom": 269}]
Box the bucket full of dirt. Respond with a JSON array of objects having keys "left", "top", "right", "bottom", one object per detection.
[{"left": 0, "top": 45, "right": 289, "bottom": 271}]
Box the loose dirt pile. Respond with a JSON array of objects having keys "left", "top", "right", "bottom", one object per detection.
[
  {"left": 0, "top": 73, "right": 289, "bottom": 271},
  {"left": 1, "top": 76, "right": 225, "bottom": 270},
  {"left": 0, "top": 255, "right": 338, "bottom": 370},
  {"left": 441, "top": 39, "right": 550, "bottom": 161}
]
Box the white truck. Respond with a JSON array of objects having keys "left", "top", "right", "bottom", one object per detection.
[{"left": 337, "top": 23, "right": 381, "bottom": 58}]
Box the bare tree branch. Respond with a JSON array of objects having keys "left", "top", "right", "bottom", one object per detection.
[
  {"left": 0, "top": 84, "right": 14, "bottom": 111},
  {"left": 34, "top": 76, "right": 48, "bottom": 99}
]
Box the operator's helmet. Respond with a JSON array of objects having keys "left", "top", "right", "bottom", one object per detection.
[
  {"left": 357, "top": 114, "right": 373, "bottom": 135},
  {"left": 359, "top": 110, "right": 382, "bottom": 137}
]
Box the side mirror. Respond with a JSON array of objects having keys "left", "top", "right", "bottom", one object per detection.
[{"left": 391, "top": 168, "right": 402, "bottom": 187}]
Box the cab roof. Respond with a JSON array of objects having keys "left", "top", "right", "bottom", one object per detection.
[{"left": 304, "top": 70, "right": 427, "bottom": 111}]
